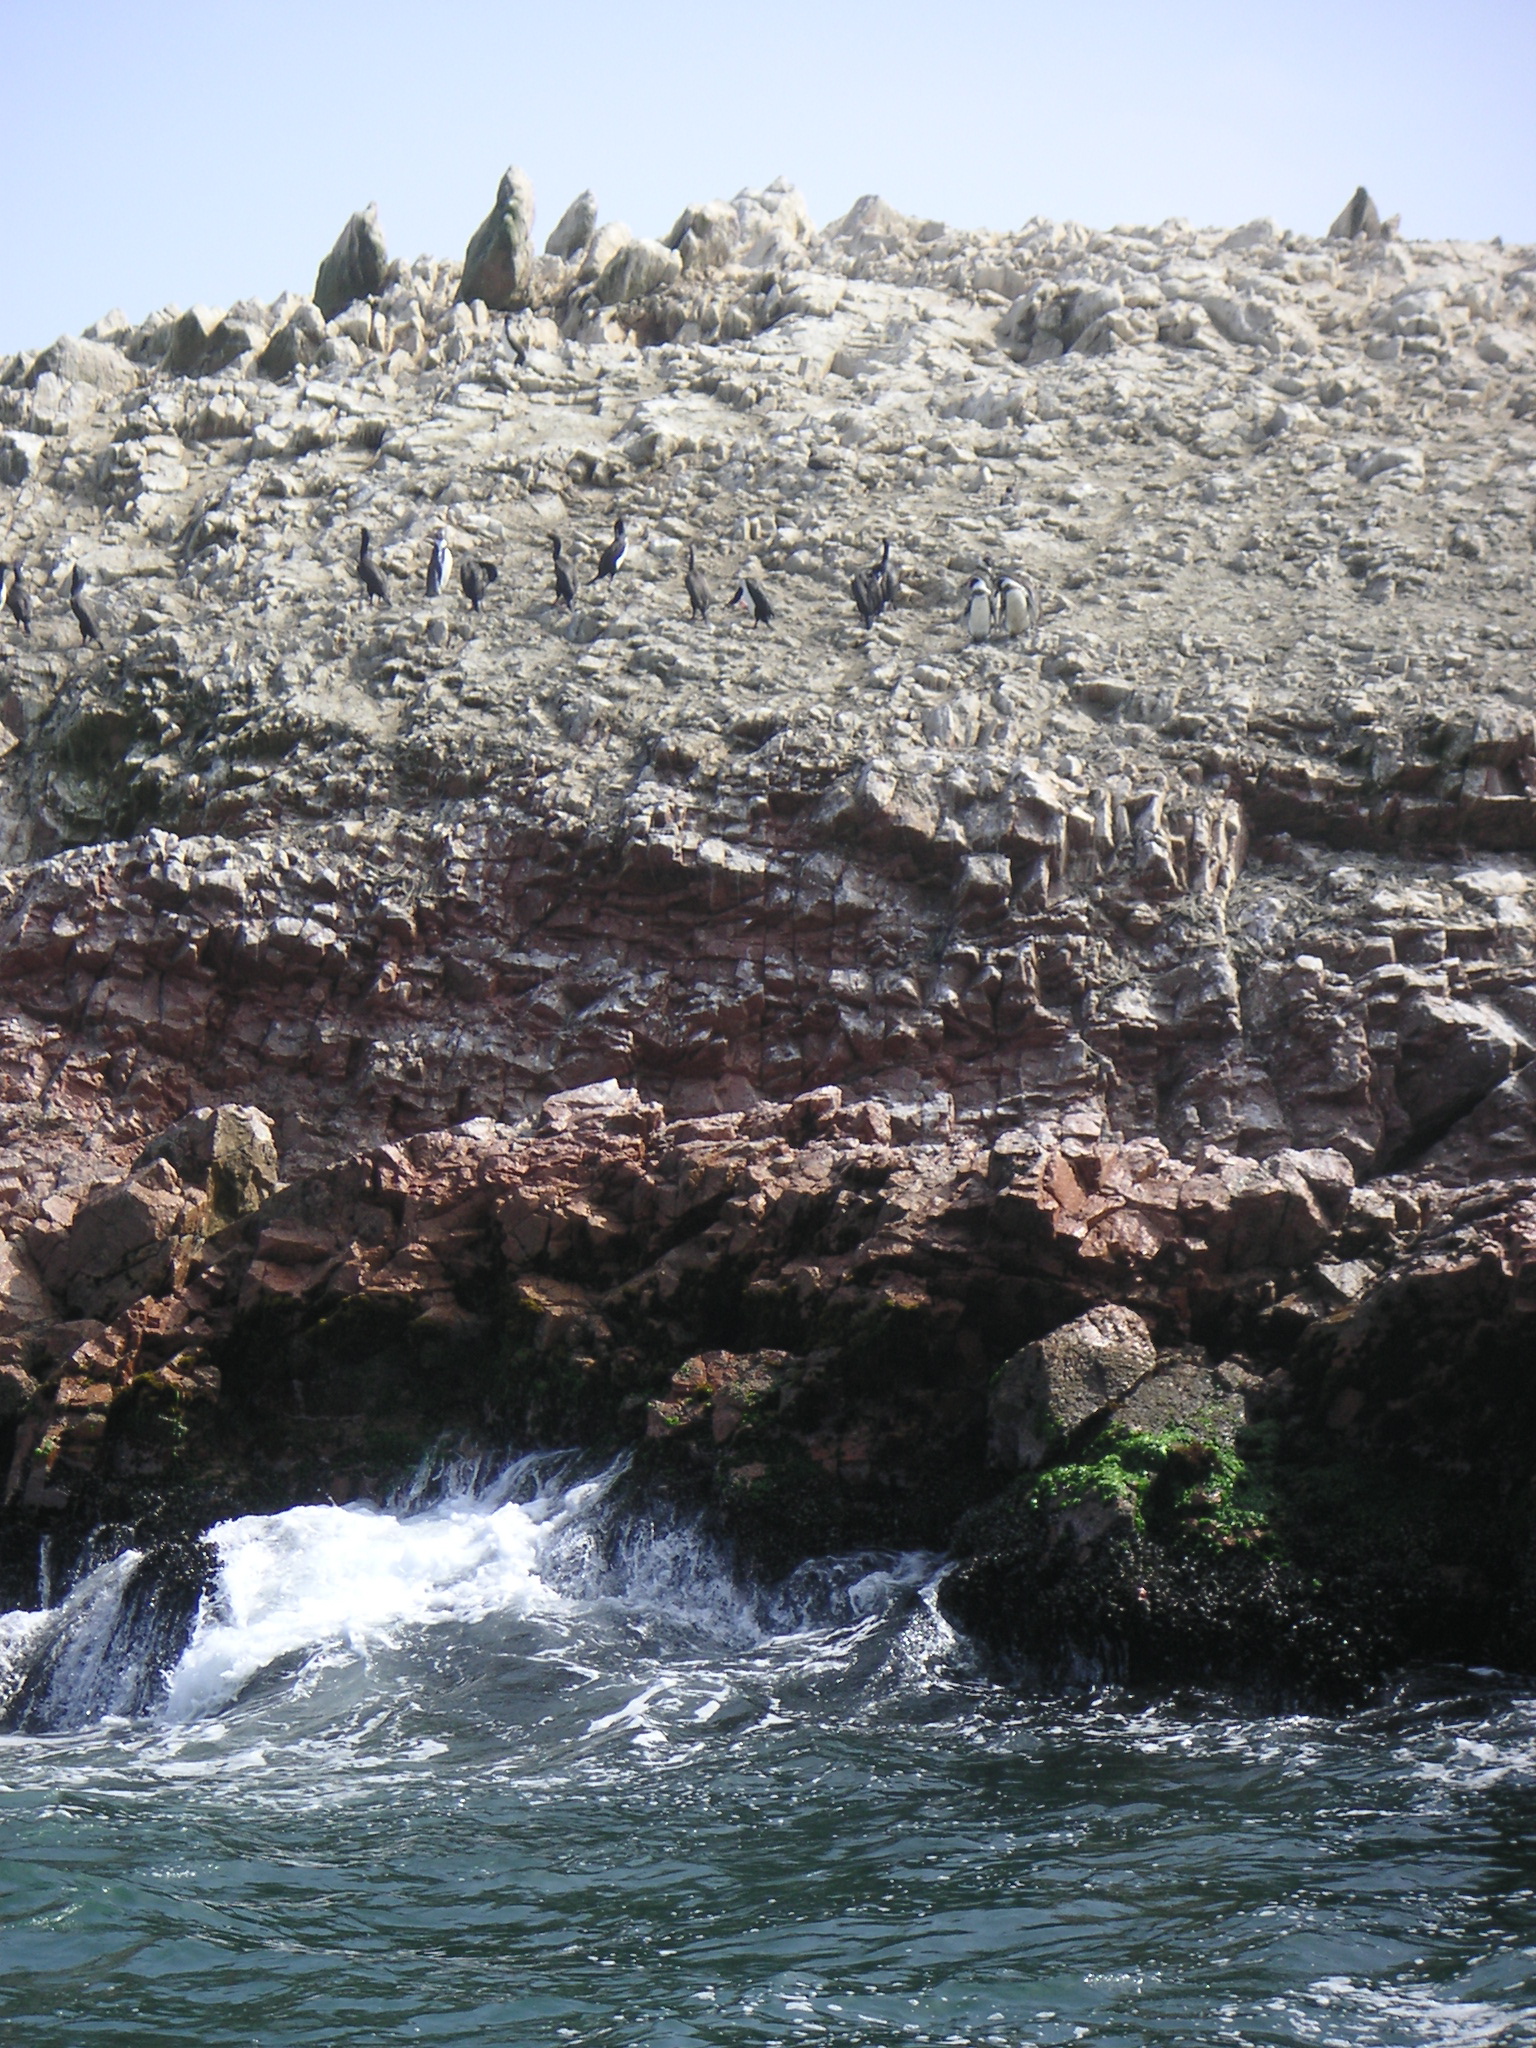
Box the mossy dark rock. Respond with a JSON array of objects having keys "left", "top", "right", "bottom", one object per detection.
[{"left": 314, "top": 205, "right": 388, "bottom": 322}]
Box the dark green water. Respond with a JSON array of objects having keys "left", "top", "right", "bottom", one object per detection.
[{"left": 0, "top": 1460, "right": 1532, "bottom": 2046}]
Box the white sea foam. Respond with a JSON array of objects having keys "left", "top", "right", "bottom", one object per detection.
[{"left": 161, "top": 1485, "right": 565, "bottom": 1722}]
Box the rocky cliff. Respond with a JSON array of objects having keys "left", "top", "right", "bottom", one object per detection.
[{"left": 1, "top": 173, "right": 1533, "bottom": 1698}]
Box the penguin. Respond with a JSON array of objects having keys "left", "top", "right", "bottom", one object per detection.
[
  {"left": 425, "top": 528, "right": 452, "bottom": 599},
  {"left": 729, "top": 577, "right": 774, "bottom": 628},
  {"left": 851, "top": 570, "right": 881, "bottom": 629},
  {"left": 684, "top": 544, "right": 711, "bottom": 623},
  {"left": 998, "top": 574, "right": 1039, "bottom": 643},
  {"left": 869, "top": 536, "right": 896, "bottom": 611},
  {"left": 459, "top": 557, "right": 498, "bottom": 612},
  {"left": 356, "top": 529, "right": 389, "bottom": 605},
  {"left": 964, "top": 575, "right": 993, "bottom": 643},
  {"left": 69, "top": 565, "right": 101, "bottom": 646},
  {"left": 551, "top": 535, "right": 576, "bottom": 609},
  {"left": 591, "top": 515, "right": 627, "bottom": 585},
  {"left": 5, "top": 563, "right": 32, "bottom": 637}
]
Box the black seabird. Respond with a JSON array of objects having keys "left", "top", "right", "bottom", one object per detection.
[
  {"left": 730, "top": 577, "right": 774, "bottom": 629},
  {"left": 684, "top": 544, "right": 711, "bottom": 622},
  {"left": 426, "top": 529, "right": 451, "bottom": 599},
  {"left": 551, "top": 535, "right": 575, "bottom": 609},
  {"left": 460, "top": 558, "right": 498, "bottom": 612},
  {"left": 69, "top": 565, "right": 101, "bottom": 645},
  {"left": 869, "top": 536, "right": 896, "bottom": 610},
  {"left": 5, "top": 563, "right": 32, "bottom": 636},
  {"left": 356, "top": 529, "right": 389, "bottom": 605},
  {"left": 590, "top": 516, "right": 627, "bottom": 586},
  {"left": 851, "top": 569, "right": 881, "bottom": 628}
]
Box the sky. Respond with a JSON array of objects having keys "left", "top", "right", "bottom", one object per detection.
[{"left": 1, "top": 0, "right": 1532, "bottom": 356}]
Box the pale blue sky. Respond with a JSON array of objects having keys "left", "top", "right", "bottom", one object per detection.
[{"left": 2, "top": 0, "right": 1532, "bottom": 355}]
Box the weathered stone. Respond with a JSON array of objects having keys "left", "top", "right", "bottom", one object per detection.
[
  {"left": 989, "top": 1306, "right": 1158, "bottom": 1472},
  {"left": 159, "top": 305, "right": 225, "bottom": 375},
  {"left": 314, "top": 205, "right": 388, "bottom": 322},
  {"left": 595, "top": 238, "right": 682, "bottom": 308},
  {"left": 1328, "top": 186, "right": 1383, "bottom": 240},
  {"left": 545, "top": 190, "right": 598, "bottom": 260},
  {"left": 136, "top": 1104, "right": 281, "bottom": 1225},
  {"left": 25, "top": 335, "right": 138, "bottom": 394},
  {"left": 458, "top": 167, "right": 536, "bottom": 311}
]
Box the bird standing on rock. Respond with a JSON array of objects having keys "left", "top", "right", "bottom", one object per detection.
[
  {"left": 356, "top": 530, "right": 389, "bottom": 605},
  {"left": 730, "top": 576, "right": 774, "bottom": 628},
  {"left": 551, "top": 535, "right": 575, "bottom": 609},
  {"left": 851, "top": 569, "right": 881, "bottom": 629},
  {"left": 425, "top": 529, "right": 452, "bottom": 599},
  {"left": 869, "top": 536, "right": 896, "bottom": 611},
  {"left": 685, "top": 544, "right": 712, "bottom": 622},
  {"left": 69, "top": 565, "right": 101, "bottom": 645},
  {"left": 5, "top": 563, "right": 32, "bottom": 637},
  {"left": 591, "top": 515, "right": 627, "bottom": 586},
  {"left": 459, "top": 557, "right": 498, "bottom": 612},
  {"left": 998, "top": 574, "right": 1039, "bottom": 643},
  {"left": 964, "top": 575, "right": 993, "bottom": 642}
]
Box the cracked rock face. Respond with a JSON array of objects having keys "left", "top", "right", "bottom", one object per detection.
[{"left": 0, "top": 177, "right": 1534, "bottom": 1688}]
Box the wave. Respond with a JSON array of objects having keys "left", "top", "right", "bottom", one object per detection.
[{"left": 0, "top": 1452, "right": 941, "bottom": 1735}]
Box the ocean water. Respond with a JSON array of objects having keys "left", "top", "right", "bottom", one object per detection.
[{"left": 0, "top": 1456, "right": 1532, "bottom": 2047}]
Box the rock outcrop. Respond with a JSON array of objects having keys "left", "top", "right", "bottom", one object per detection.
[{"left": 1, "top": 170, "right": 1534, "bottom": 1694}]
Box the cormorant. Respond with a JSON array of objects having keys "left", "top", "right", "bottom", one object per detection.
[
  {"left": 69, "top": 566, "right": 101, "bottom": 645},
  {"left": 851, "top": 570, "right": 881, "bottom": 628},
  {"left": 591, "top": 515, "right": 627, "bottom": 585},
  {"left": 356, "top": 529, "right": 389, "bottom": 605},
  {"left": 730, "top": 577, "right": 774, "bottom": 628},
  {"left": 5, "top": 563, "right": 31, "bottom": 637},
  {"left": 551, "top": 535, "right": 575, "bottom": 609},
  {"left": 685, "top": 544, "right": 711, "bottom": 622},
  {"left": 460, "top": 557, "right": 498, "bottom": 612},
  {"left": 868, "top": 536, "right": 896, "bottom": 610},
  {"left": 426, "top": 529, "right": 452, "bottom": 599}
]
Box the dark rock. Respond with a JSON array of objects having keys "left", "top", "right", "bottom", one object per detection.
[
  {"left": 1328, "top": 187, "right": 1383, "bottom": 241},
  {"left": 459, "top": 168, "right": 535, "bottom": 311},
  {"left": 989, "top": 1305, "right": 1158, "bottom": 1472},
  {"left": 545, "top": 190, "right": 597, "bottom": 260},
  {"left": 314, "top": 205, "right": 388, "bottom": 322}
]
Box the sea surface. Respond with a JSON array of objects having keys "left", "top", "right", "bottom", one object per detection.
[{"left": 0, "top": 1456, "right": 1532, "bottom": 2047}]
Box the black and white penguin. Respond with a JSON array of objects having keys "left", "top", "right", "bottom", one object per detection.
[
  {"left": 551, "top": 535, "right": 576, "bottom": 609},
  {"left": 998, "top": 574, "right": 1038, "bottom": 643},
  {"left": 685, "top": 544, "right": 711, "bottom": 623},
  {"left": 69, "top": 565, "right": 101, "bottom": 645},
  {"left": 356, "top": 529, "right": 389, "bottom": 605},
  {"left": 851, "top": 570, "right": 880, "bottom": 629},
  {"left": 5, "top": 562, "right": 32, "bottom": 637},
  {"left": 591, "top": 515, "right": 627, "bottom": 585},
  {"left": 459, "top": 557, "right": 498, "bottom": 612},
  {"left": 964, "top": 575, "right": 993, "bottom": 643},
  {"left": 730, "top": 577, "right": 774, "bottom": 628},
  {"left": 425, "top": 528, "right": 452, "bottom": 599}
]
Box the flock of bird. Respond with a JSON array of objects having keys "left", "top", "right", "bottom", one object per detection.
[{"left": 0, "top": 517, "right": 1040, "bottom": 652}]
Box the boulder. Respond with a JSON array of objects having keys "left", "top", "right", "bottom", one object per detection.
[
  {"left": 988, "top": 1305, "right": 1158, "bottom": 1472},
  {"left": 41, "top": 1161, "right": 195, "bottom": 1321},
  {"left": 25, "top": 335, "right": 138, "bottom": 395},
  {"left": 595, "top": 237, "right": 683, "bottom": 308},
  {"left": 665, "top": 199, "right": 739, "bottom": 272},
  {"left": 160, "top": 306, "right": 225, "bottom": 375},
  {"left": 136, "top": 1104, "right": 281, "bottom": 1226},
  {"left": 259, "top": 303, "right": 325, "bottom": 379},
  {"left": 545, "top": 190, "right": 597, "bottom": 260},
  {"left": 199, "top": 315, "right": 267, "bottom": 375},
  {"left": 458, "top": 166, "right": 536, "bottom": 311},
  {"left": 314, "top": 204, "right": 388, "bottom": 322},
  {"left": 1328, "top": 186, "right": 1383, "bottom": 241}
]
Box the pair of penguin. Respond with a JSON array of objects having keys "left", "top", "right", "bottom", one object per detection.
[
  {"left": 965, "top": 571, "right": 1038, "bottom": 644},
  {"left": 1, "top": 562, "right": 101, "bottom": 644}
]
